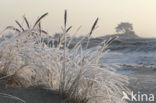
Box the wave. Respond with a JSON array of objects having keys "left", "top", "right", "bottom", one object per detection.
[
  {"left": 105, "top": 38, "right": 156, "bottom": 52},
  {"left": 67, "top": 37, "right": 156, "bottom": 52}
]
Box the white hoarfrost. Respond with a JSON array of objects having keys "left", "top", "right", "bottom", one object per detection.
[
  {"left": 0, "top": 12, "right": 130, "bottom": 102},
  {"left": 0, "top": 30, "right": 130, "bottom": 103}
]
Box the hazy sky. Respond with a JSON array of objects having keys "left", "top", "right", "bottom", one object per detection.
[{"left": 0, "top": 0, "right": 156, "bottom": 37}]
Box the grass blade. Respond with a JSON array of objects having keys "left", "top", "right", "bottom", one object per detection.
[
  {"left": 5, "top": 26, "right": 21, "bottom": 32},
  {"left": 41, "top": 30, "right": 48, "bottom": 34},
  {"left": 23, "top": 16, "right": 30, "bottom": 29},
  {"left": 38, "top": 22, "right": 41, "bottom": 35},
  {"left": 15, "top": 20, "right": 24, "bottom": 31},
  {"left": 66, "top": 26, "right": 72, "bottom": 32},
  {"left": 33, "top": 12, "right": 48, "bottom": 28},
  {"left": 106, "top": 37, "right": 118, "bottom": 45},
  {"left": 64, "top": 10, "right": 67, "bottom": 28},
  {"left": 89, "top": 18, "right": 99, "bottom": 36}
]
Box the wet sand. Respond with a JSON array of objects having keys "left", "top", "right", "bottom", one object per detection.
[
  {"left": 0, "top": 85, "right": 63, "bottom": 103},
  {"left": 127, "top": 66, "right": 156, "bottom": 103}
]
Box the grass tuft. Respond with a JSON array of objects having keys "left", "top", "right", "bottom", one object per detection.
[{"left": 0, "top": 11, "right": 129, "bottom": 103}]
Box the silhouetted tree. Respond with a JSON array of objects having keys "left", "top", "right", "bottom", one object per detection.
[{"left": 115, "top": 22, "right": 133, "bottom": 34}]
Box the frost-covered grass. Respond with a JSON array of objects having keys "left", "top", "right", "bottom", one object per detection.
[{"left": 0, "top": 10, "right": 129, "bottom": 103}]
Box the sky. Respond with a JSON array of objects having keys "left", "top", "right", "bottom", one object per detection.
[{"left": 0, "top": 0, "right": 156, "bottom": 37}]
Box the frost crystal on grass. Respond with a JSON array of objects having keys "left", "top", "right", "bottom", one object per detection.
[{"left": 0, "top": 11, "right": 129, "bottom": 103}]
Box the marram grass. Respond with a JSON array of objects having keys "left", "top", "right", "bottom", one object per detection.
[{"left": 0, "top": 10, "right": 129, "bottom": 103}]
